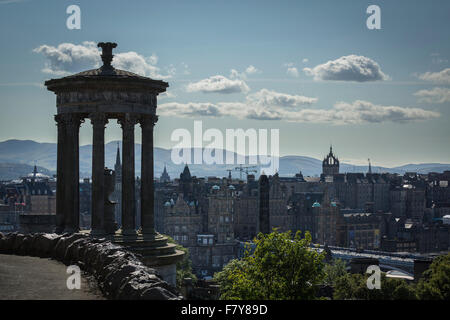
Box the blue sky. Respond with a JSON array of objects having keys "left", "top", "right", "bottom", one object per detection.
[{"left": 0, "top": 0, "right": 449, "bottom": 167}]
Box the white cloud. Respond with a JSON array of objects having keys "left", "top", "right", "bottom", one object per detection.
[
  {"left": 245, "top": 65, "right": 260, "bottom": 75},
  {"left": 229, "top": 69, "right": 242, "bottom": 79},
  {"left": 113, "top": 51, "right": 171, "bottom": 79},
  {"left": 33, "top": 41, "right": 172, "bottom": 79},
  {"left": 414, "top": 87, "right": 450, "bottom": 103},
  {"left": 302, "top": 58, "right": 309, "bottom": 63},
  {"left": 159, "top": 91, "right": 177, "bottom": 99},
  {"left": 312, "top": 100, "right": 440, "bottom": 124},
  {"left": 186, "top": 75, "right": 250, "bottom": 94},
  {"left": 303, "top": 55, "right": 389, "bottom": 82},
  {"left": 286, "top": 67, "right": 299, "bottom": 78},
  {"left": 246, "top": 89, "right": 317, "bottom": 108},
  {"left": 158, "top": 102, "right": 228, "bottom": 118},
  {"left": 33, "top": 41, "right": 101, "bottom": 75},
  {"left": 159, "top": 90, "right": 437, "bottom": 124},
  {"left": 418, "top": 68, "right": 450, "bottom": 85},
  {"left": 229, "top": 65, "right": 261, "bottom": 80}
]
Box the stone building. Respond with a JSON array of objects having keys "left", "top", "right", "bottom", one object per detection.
[
  {"left": 268, "top": 173, "right": 292, "bottom": 233},
  {"left": 337, "top": 212, "right": 383, "bottom": 249},
  {"left": 233, "top": 175, "right": 258, "bottom": 240},
  {"left": 390, "top": 185, "right": 426, "bottom": 222},
  {"left": 288, "top": 192, "right": 324, "bottom": 239},
  {"left": 258, "top": 174, "right": 270, "bottom": 234},
  {"left": 313, "top": 194, "right": 340, "bottom": 246},
  {"left": 322, "top": 146, "right": 339, "bottom": 176},
  {"left": 22, "top": 166, "right": 55, "bottom": 215},
  {"left": 44, "top": 42, "right": 184, "bottom": 284},
  {"left": 164, "top": 194, "right": 201, "bottom": 247}
]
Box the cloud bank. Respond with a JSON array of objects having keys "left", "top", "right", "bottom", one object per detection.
[
  {"left": 158, "top": 89, "right": 437, "bottom": 124},
  {"left": 414, "top": 87, "right": 450, "bottom": 103},
  {"left": 186, "top": 75, "right": 250, "bottom": 94},
  {"left": 418, "top": 68, "right": 450, "bottom": 85},
  {"left": 303, "top": 55, "right": 389, "bottom": 82}
]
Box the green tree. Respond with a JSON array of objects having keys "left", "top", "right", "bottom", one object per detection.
[
  {"left": 416, "top": 253, "right": 450, "bottom": 300},
  {"left": 333, "top": 272, "right": 417, "bottom": 300},
  {"left": 214, "top": 230, "right": 325, "bottom": 300},
  {"left": 323, "top": 259, "right": 348, "bottom": 287},
  {"left": 166, "top": 236, "right": 198, "bottom": 288}
]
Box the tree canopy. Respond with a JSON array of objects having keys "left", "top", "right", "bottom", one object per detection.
[
  {"left": 214, "top": 229, "right": 325, "bottom": 300},
  {"left": 416, "top": 253, "right": 450, "bottom": 300}
]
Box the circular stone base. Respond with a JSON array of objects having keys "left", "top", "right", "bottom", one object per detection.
[{"left": 113, "top": 231, "right": 184, "bottom": 266}]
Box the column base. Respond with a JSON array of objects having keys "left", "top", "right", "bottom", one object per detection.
[
  {"left": 121, "top": 229, "right": 137, "bottom": 236},
  {"left": 90, "top": 229, "right": 106, "bottom": 237},
  {"left": 54, "top": 226, "right": 64, "bottom": 234},
  {"left": 63, "top": 227, "right": 79, "bottom": 234},
  {"left": 140, "top": 227, "right": 156, "bottom": 235}
]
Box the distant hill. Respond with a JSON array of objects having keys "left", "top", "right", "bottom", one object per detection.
[{"left": 0, "top": 139, "right": 449, "bottom": 180}]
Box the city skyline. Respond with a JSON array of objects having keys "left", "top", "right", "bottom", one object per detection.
[{"left": 0, "top": 0, "right": 449, "bottom": 167}]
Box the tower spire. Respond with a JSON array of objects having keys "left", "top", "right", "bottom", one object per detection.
[
  {"left": 33, "top": 160, "right": 37, "bottom": 178},
  {"left": 115, "top": 142, "right": 121, "bottom": 166},
  {"left": 368, "top": 158, "right": 372, "bottom": 175}
]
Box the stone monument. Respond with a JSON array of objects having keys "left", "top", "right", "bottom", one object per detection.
[{"left": 45, "top": 42, "right": 184, "bottom": 285}]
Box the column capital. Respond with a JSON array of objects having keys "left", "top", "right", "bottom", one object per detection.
[
  {"left": 54, "top": 113, "right": 65, "bottom": 124},
  {"left": 55, "top": 113, "right": 84, "bottom": 126},
  {"left": 139, "top": 114, "right": 158, "bottom": 128},
  {"left": 118, "top": 113, "right": 139, "bottom": 129},
  {"left": 89, "top": 112, "right": 108, "bottom": 126}
]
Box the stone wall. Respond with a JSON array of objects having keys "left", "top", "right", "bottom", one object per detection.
[{"left": 0, "top": 232, "right": 183, "bottom": 300}]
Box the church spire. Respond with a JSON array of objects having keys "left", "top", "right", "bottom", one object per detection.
[
  {"left": 115, "top": 142, "right": 121, "bottom": 166},
  {"left": 33, "top": 161, "right": 37, "bottom": 179},
  {"left": 160, "top": 163, "right": 170, "bottom": 183}
]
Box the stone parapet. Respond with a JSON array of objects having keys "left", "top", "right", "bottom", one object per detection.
[{"left": 0, "top": 232, "right": 183, "bottom": 300}]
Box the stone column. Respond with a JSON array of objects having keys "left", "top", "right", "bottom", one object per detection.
[
  {"left": 118, "top": 113, "right": 138, "bottom": 236},
  {"left": 64, "top": 114, "right": 82, "bottom": 233},
  {"left": 140, "top": 114, "right": 158, "bottom": 236},
  {"left": 54, "top": 114, "right": 66, "bottom": 233},
  {"left": 90, "top": 113, "right": 108, "bottom": 235}
]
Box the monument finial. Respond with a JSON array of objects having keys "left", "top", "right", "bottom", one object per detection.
[{"left": 98, "top": 42, "right": 117, "bottom": 71}]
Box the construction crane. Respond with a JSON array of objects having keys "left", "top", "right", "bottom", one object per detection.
[{"left": 234, "top": 164, "right": 257, "bottom": 180}]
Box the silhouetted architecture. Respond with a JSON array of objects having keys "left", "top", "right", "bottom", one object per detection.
[
  {"left": 113, "top": 143, "right": 122, "bottom": 226},
  {"left": 160, "top": 164, "right": 171, "bottom": 183},
  {"left": 44, "top": 41, "right": 183, "bottom": 285},
  {"left": 259, "top": 173, "right": 270, "bottom": 234},
  {"left": 322, "top": 145, "right": 339, "bottom": 176}
]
